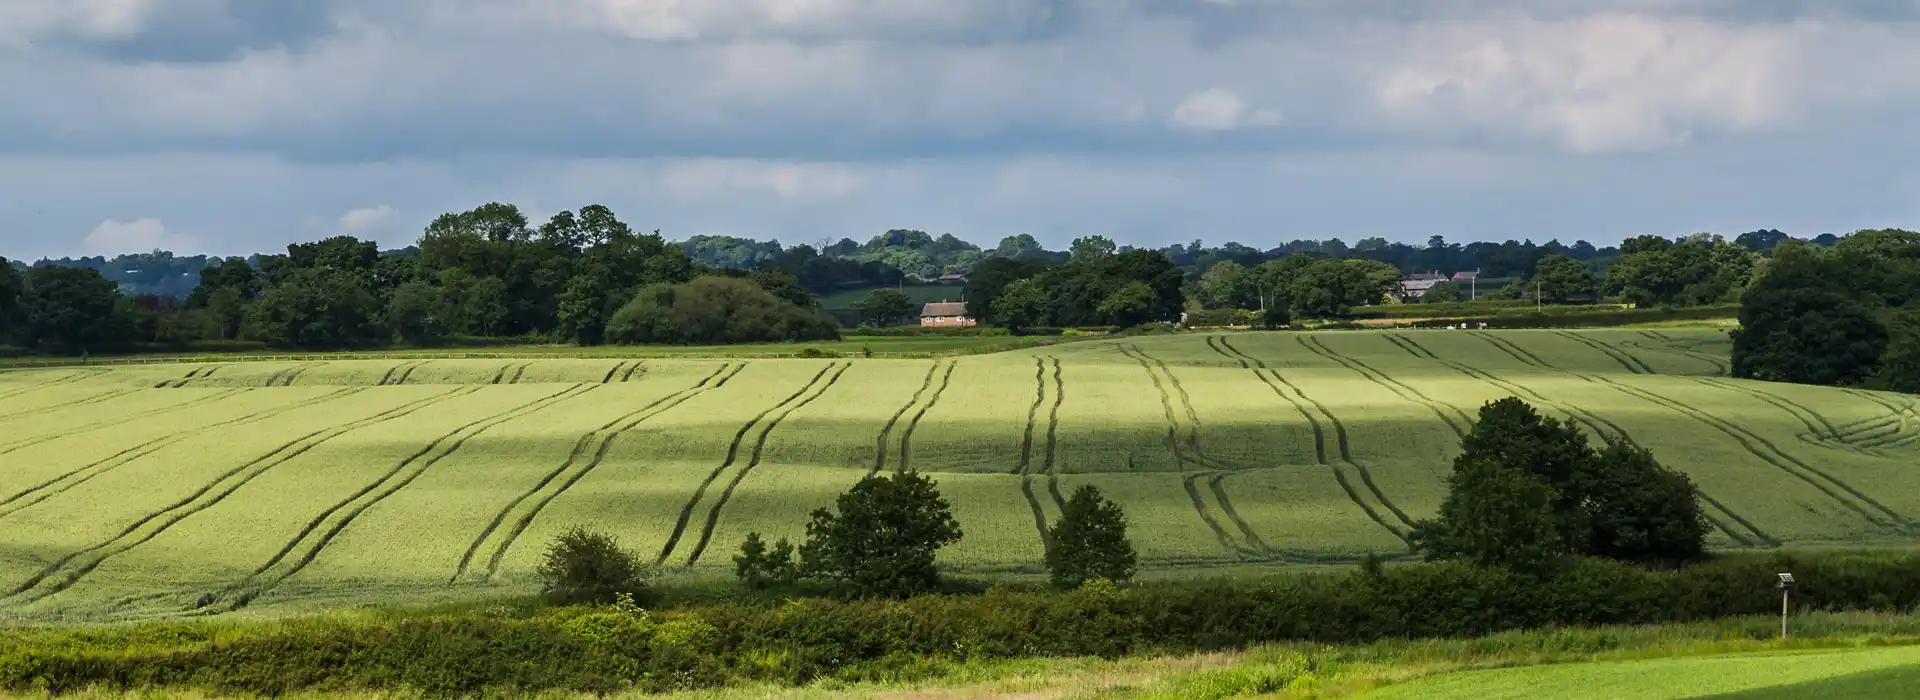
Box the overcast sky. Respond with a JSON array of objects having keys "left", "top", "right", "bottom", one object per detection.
[{"left": 4, "top": 0, "right": 1920, "bottom": 260}]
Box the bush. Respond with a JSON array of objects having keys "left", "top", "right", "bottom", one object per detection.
[
  {"left": 1045, "top": 485, "right": 1138, "bottom": 589},
  {"left": 604, "top": 277, "right": 840, "bottom": 345},
  {"left": 538, "top": 527, "right": 652, "bottom": 606},
  {"left": 734, "top": 532, "right": 798, "bottom": 590}
]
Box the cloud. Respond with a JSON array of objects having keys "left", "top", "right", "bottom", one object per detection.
[
  {"left": 1171, "top": 88, "right": 1283, "bottom": 132},
  {"left": 82, "top": 218, "right": 198, "bottom": 254},
  {"left": 660, "top": 159, "right": 866, "bottom": 201},
  {"left": 337, "top": 204, "right": 397, "bottom": 233}
]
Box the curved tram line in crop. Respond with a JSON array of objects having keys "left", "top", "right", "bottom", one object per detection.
[{"left": 452, "top": 363, "right": 744, "bottom": 583}]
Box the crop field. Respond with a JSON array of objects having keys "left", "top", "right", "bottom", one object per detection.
[{"left": 1, "top": 328, "right": 1917, "bottom": 621}]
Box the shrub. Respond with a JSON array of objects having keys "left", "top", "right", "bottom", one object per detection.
[
  {"left": 604, "top": 276, "right": 840, "bottom": 345},
  {"left": 1045, "top": 485, "right": 1138, "bottom": 589},
  {"left": 734, "top": 532, "right": 798, "bottom": 590},
  {"left": 538, "top": 527, "right": 652, "bottom": 606},
  {"left": 800, "top": 471, "right": 963, "bottom": 599}
]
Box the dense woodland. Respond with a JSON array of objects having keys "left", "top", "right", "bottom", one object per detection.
[{"left": 1, "top": 204, "right": 1913, "bottom": 392}]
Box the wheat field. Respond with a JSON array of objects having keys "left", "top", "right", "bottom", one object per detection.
[{"left": 1, "top": 329, "right": 1916, "bottom": 621}]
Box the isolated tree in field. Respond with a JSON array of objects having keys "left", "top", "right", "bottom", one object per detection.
[
  {"left": 538, "top": 526, "right": 652, "bottom": 606},
  {"left": 1414, "top": 397, "right": 1707, "bottom": 571},
  {"left": 800, "top": 471, "right": 963, "bottom": 598},
  {"left": 853, "top": 288, "right": 916, "bottom": 327},
  {"left": 733, "top": 532, "right": 798, "bottom": 590},
  {"left": 1045, "top": 485, "right": 1138, "bottom": 589},
  {"left": 1581, "top": 439, "right": 1708, "bottom": 565},
  {"left": 1413, "top": 457, "right": 1565, "bottom": 572}
]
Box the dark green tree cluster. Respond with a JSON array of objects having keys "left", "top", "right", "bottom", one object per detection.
[
  {"left": 735, "top": 471, "right": 963, "bottom": 599},
  {"left": 1603, "top": 234, "right": 1758, "bottom": 308},
  {"left": 1413, "top": 398, "right": 1708, "bottom": 572},
  {"left": 604, "top": 276, "right": 838, "bottom": 345},
  {"left": 851, "top": 288, "right": 917, "bottom": 327},
  {"left": 1733, "top": 230, "right": 1920, "bottom": 391},
  {"left": 537, "top": 526, "right": 653, "bottom": 606},
  {"left": 1187, "top": 255, "right": 1400, "bottom": 320},
  {"left": 969, "top": 241, "right": 1185, "bottom": 328}
]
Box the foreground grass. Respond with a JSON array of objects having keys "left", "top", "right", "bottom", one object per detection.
[{"left": 13, "top": 612, "right": 1914, "bottom": 699}]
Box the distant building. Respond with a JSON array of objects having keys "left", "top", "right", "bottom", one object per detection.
[
  {"left": 937, "top": 273, "right": 968, "bottom": 284},
  {"left": 1398, "top": 271, "right": 1448, "bottom": 300},
  {"left": 919, "top": 301, "right": 975, "bottom": 327},
  {"left": 1451, "top": 270, "right": 1479, "bottom": 283}
]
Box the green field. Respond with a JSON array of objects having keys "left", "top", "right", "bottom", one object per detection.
[
  {"left": 815, "top": 283, "right": 967, "bottom": 312},
  {"left": 1, "top": 328, "right": 1917, "bottom": 621},
  {"left": 1362, "top": 646, "right": 1920, "bottom": 700}
]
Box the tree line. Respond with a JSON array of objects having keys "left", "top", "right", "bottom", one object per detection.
[{"left": 1732, "top": 229, "right": 1920, "bottom": 393}]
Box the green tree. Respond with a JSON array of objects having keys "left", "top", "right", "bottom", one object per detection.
[
  {"left": 1044, "top": 485, "right": 1138, "bottom": 589},
  {"left": 1580, "top": 439, "right": 1708, "bottom": 565},
  {"left": 1532, "top": 253, "right": 1595, "bottom": 304},
  {"left": 1196, "top": 261, "right": 1252, "bottom": 309},
  {"left": 459, "top": 276, "right": 512, "bottom": 337},
  {"left": 555, "top": 263, "right": 619, "bottom": 346},
  {"left": 1097, "top": 282, "right": 1160, "bottom": 326},
  {"left": 385, "top": 281, "right": 446, "bottom": 346},
  {"left": 733, "top": 532, "right": 798, "bottom": 590},
  {"left": 186, "top": 258, "right": 261, "bottom": 309},
  {"left": 244, "top": 269, "right": 383, "bottom": 348},
  {"left": 0, "top": 257, "right": 21, "bottom": 342},
  {"left": 1422, "top": 280, "right": 1468, "bottom": 303},
  {"left": 537, "top": 526, "right": 652, "bottom": 606},
  {"left": 966, "top": 257, "right": 1053, "bottom": 324},
  {"left": 1069, "top": 235, "right": 1116, "bottom": 262},
  {"left": 853, "top": 288, "right": 917, "bottom": 327},
  {"left": 749, "top": 268, "right": 817, "bottom": 309},
  {"left": 1732, "top": 243, "right": 1888, "bottom": 386},
  {"left": 800, "top": 471, "right": 963, "bottom": 598},
  {"left": 992, "top": 278, "right": 1049, "bottom": 333},
  {"left": 16, "top": 266, "right": 126, "bottom": 350},
  {"left": 1412, "top": 457, "right": 1566, "bottom": 572},
  {"left": 1872, "top": 308, "right": 1920, "bottom": 393},
  {"left": 605, "top": 276, "right": 839, "bottom": 345}
]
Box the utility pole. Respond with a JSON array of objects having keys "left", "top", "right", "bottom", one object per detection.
[{"left": 1536, "top": 278, "right": 1542, "bottom": 312}]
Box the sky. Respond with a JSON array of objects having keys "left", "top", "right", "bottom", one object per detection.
[{"left": 4, "top": 1, "right": 1920, "bottom": 260}]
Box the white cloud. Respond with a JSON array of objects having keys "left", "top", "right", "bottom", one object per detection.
[
  {"left": 82, "top": 217, "right": 197, "bottom": 254},
  {"left": 0, "top": 0, "right": 158, "bottom": 44},
  {"left": 660, "top": 159, "right": 865, "bottom": 201},
  {"left": 337, "top": 204, "right": 397, "bottom": 233},
  {"left": 1170, "top": 88, "right": 1283, "bottom": 132}
]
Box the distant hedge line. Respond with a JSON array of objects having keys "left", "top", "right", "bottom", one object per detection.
[
  {"left": 4, "top": 552, "right": 1915, "bottom": 696},
  {"left": 1326, "top": 304, "right": 1740, "bottom": 330}
]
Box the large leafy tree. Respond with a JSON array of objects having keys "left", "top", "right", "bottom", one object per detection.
[
  {"left": 800, "top": 471, "right": 963, "bottom": 598},
  {"left": 966, "top": 256, "right": 1054, "bottom": 324},
  {"left": 1414, "top": 398, "right": 1705, "bottom": 571},
  {"left": 853, "top": 288, "right": 917, "bottom": 327},
  {"left": 605, "top": 276, "right": 838, "bottom": 345},
  {"left": 245, "top": 268, "right": 383, "bottom": 348},
  {"left": 0, "top": 257, "right": 21, "bottom": 342},
  {"left": 1874, "top": 308, "right": 1920, "bottom": 393},
  {"left": 992, "top": 278, "right": 1049, "bottom": 333},
  {"left": 1045, "top": 485, "right": 1138, "bottom": 589},
  {"left": 16, "top": 266, "right": 126, "bottom": 350},
  {"left": 1732, "top": 242, "right": 1890, "bottom": 386},
  {"left": 1532, "top": 253, "right": 1595, "bottom": 304}
]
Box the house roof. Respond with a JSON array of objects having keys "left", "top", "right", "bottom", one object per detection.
[
  {"left": 1452, "top": 271, "right": 1479, "bottom": 281},
  {"left": 937, "top": 273, "right": 968, "bottom": 281},
  {"left": 1401, "top": 278, "right": 1444, "bottom": 292},
  {"left": 921, "top": 302, "right": 969, "bottom": 317},
  {"left": 1404, "top": 271, "right": 1447, "bottom": 282}
]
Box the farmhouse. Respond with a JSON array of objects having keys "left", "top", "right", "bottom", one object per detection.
[
  {"left": 1398, "top": 271, "right": 1448, "bottom": 300},
  {"left": 919, "top": 301, "right": 975, "bottom": 327}
]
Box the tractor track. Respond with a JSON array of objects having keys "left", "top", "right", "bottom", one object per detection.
[
  {"left": 1297, "top": 335, "right": 1470, "bottom": 438},
  {"left": 1587, "top": 375, "right": 1908, "bottom": 531},
  {"left": 1213, "top": 336, "right": 1413, "bottom": 543},
  {"left": 1123, "top": 344, "right": 1266, "bottom": 556},
  {"left": 2, "top": 387, "right": 473, "bottom": 605},
  {"left": 873, "top": 362, "right": 942, "bottom": 477},
  {"left": 0, "top": 369, "right": 109, "bottom": 401},
  {"left": 1015, "top": 357, "right": 1053, "bottom": 550},
  {"left": 1042, "top": 357, "right": 1066, "bottom": 510},
  {"left": 0, "top": 387, "right": 143, "bottom": 423},
  {"left": 203, "top": 384, "right": 596, "bottom": 611},
  {"left": 1552, "top": 331, "right": 1656, "bottom": 374},
  {"left": 896, "top": 362, "right": 956, "bottom": 473},
  {"left": 657, "top": 363, "right": 838, "bottom": 565},
  {"left": 454, "top": 363, "right": 742, "bottom": 582},
  {"left": 683, "top": 364, "right": 851, "bottom": 566},
  {"left": 0, "top": 388, "right": 250, "bottom": 456},
  {"left": 1383, "top": 332, "right": 1775, "bottom": 547},
  {"left": 0, "top": 389, "right": 362, "bottom": 522}
]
